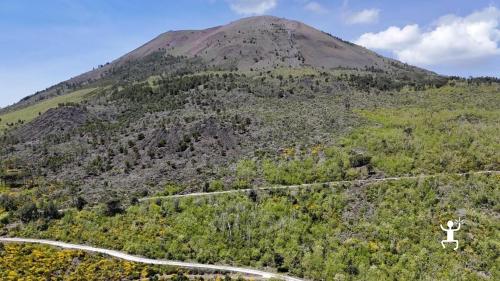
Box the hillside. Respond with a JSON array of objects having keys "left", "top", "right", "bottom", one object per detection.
[
  {"left": 0, "top": 16, "right": 450, "bottom": 200},
  {"left": 1, "top": 15, "right": 499, "bottom": 281}
]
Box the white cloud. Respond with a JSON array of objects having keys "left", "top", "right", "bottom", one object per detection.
[
  {"left": 227, "top": 0, "right": 277, "bottom": 15},
  {"left": 304, "top": 2, "right": 328, "bottom": 14},
  {"left": 346, "top": 9, "right": 380, "bottom": 24},
  {"left": 356, "top": 25, "right": 420, "bottom": 49},
  {"left": 355, "top": 6, "right": 500, "bottom": 66}
]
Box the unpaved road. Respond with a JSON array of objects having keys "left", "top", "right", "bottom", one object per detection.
[
  {"left": 140, "top": 170, "right": 500, "bottom": 201},
  {"left": 0, "top": 237, "right": 304, "bottom": 281}
]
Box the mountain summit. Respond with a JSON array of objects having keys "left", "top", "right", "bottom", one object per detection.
[
  {"left": 72, "top": 16, "right": 429, "bottom": 83},
  {"left": 3, "top": 16, "right": 433, "bottom": 109},
  {"left": 128, "top": 15, "right": 393, "bottom": 69}
]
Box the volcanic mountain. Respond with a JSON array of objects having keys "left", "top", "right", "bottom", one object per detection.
[
  {"left": 0, "top": 16, "right": 443, "bottom": 201},
  {"left": 2, "top": 15, "right": 500, "bottom": 281},
  {"left": 4, "top": 16, "right": 434, "bottom": 110},
  {"left": 72, "top": 15, "right": 429, "bottom": 83}
]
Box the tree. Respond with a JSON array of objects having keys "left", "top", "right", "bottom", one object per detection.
[
  {"left": 158, "top": 140, "right": 166, "bottom": 148},
  {"left": 104, "top": 199, "right": 123, "bottom": 216},
  {"left": 274, "top": 253, "right": 285, "bottom": 269},
  {"left": 0, "top": 194, "right": 16, "bottom": 212},
  {"left": 40, "top": 201, "right": 60, "bottom": 220},
  {"left": 349, "top": 152, "right": 371, "bottom": 168},
  {"left": 18, "top": 202, "right": 38, "bottom": 223},
  {"left": 130, "top": 197, "right": 139, "bottom": 205},
  {"left": 74, "top": 196, "right": 87, "bottom": 211},
  {"left": 248, "top": 190, "right": 258, "bottom": 202}
]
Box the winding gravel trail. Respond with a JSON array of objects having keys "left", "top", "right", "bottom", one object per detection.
[
  {"left": 140, "top": 170, "right": 499, "bottom": 201},
  {"left": 0, "top": 237, "right": 304, "bottom": 281}
]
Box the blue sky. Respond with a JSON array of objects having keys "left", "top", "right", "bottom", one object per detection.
[{"left": 1, "top": 0, "right": 499, "bottom": 107}]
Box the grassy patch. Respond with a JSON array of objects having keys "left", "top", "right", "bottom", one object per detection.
[{"left": 0, "top": 88, "right": 98, "bottom": 131}]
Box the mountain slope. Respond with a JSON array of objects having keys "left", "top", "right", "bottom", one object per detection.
[
  {"left": 71, "top": 16, "right": 430, "bottom": 83},
  {"left": 0, "top": 16, "right": 456, "bottom": 202},
  {"left": 1, "top": 16, "right": 434, "bottom": 113}
]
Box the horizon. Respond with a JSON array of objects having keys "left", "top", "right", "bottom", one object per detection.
[{"left": 1, "top": 0, "right": 499, "bottom": 108}]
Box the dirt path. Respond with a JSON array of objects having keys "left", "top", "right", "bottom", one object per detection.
[
  {"left": 140, "top": 170, "right": 499, "bottom": 201},
  {"left": 0, "top": 237, "right": 304, "bottom": 281}
]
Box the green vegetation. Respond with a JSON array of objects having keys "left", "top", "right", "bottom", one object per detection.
[
  {"left": 232, "top": 85, "right": 499, "bottom": 186},
  {"left": 8, "top": 173, "right": 499, "bottom": 280},
  {"left": 0, "top": 243, "right": 227, "bottom": 280},
  {"left": 0, "top": 57, "right": 498, "bottom": 280},
  {"left": 0, "top": 243, "right": 261, "bottom": 280},
  {"left": 0, "top": 87, "right": 97, "bottom": 131},
  {"left": 0, "top": 180, "right": 68, "bottom": 226},
  {"left": 347, "top": 107, "right": 498, "bottom": 174},
  {"left": 0, "top": 243, "right": 157, "bottom": 280}
]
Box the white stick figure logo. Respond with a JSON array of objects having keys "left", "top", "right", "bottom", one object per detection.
[{"left": 440, "top": 218, "right": 462, "bottom": 250}]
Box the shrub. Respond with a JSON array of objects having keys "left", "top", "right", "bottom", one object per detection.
[
  {"left": 0, "top": 194, "right": 16, "bottom": 212},
  {"left": 209, "top": 180, "right": 224, "bottom": 192},
  {"left": 349, "top": 153, "right": 371, "bottom": 168},
  {"left": 18, "top": 202, "right": 38, "bottom": 223},
  {"left": 40, "top": 201, "right": 60, "bottom": 220},
  {"left": 74, "top": 196, "right": 87, "bottom": 211},
  {"left": 104, "top": 199, "right": 123, "bottom": 216}
]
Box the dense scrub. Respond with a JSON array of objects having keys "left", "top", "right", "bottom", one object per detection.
[
  {"left": 0, "top": 243, "right": 168, "bottom": 280},
  {"left": 225, "top": 84, "right": 500, "bottom": 187},
  {"left": 9, "top": 173, "right": 499, "bottom": 280},
  {"left": 0, "top": 243, "right": 258, "bottom": 280}
]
